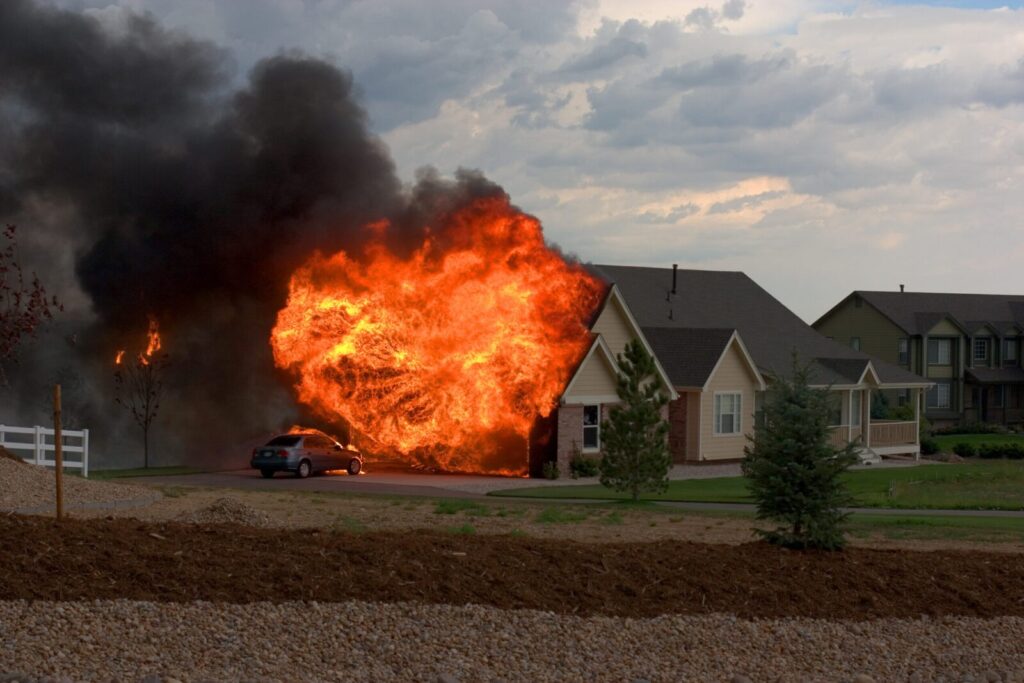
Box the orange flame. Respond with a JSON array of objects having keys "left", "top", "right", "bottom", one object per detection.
[
  {"left": 115, "top": 318, "right": 163, "bottom": 366},
  {"left": 270, "top": 197, "right": 604, "bottom": 475}
]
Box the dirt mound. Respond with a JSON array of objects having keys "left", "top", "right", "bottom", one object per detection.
[
  {"left": 177, "top": 497, "right": 270, "bottom": 527},
  {"left": 0, "top": 447, "right": 25, "bottom": 464},
  {"left": 0, "top": 459, "right": 159, "bottom": 512},
  {"left": 4, "top": 515, "right": 1024, "bottom": 620}
]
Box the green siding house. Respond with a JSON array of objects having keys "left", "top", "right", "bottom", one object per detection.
[{"left": 814, "top": 290, "right": 1024, "bottom": 426}]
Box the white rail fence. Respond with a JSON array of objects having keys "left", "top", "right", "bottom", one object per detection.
[{"left": 0, "top": 425, "right": 90, "bottom": 477}]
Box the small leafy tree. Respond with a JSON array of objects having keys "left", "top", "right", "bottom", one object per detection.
[
  {"left": 0, "top": 225, "right": 61, "bottom": 384},
  {"left": 599, "top": 339, "right": 671, "bottom": 502},
  {"left": 742, "top": 356, "right": 858, "bottom": 550},
  {"left": 114, "top": 321, "right": 167, "bottom": 468}
]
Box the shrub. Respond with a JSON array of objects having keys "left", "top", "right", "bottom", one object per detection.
[
  {"left": 934, "top": 422, "right": 1005, "bottom": 436},
  {"left": 952, "top": 442, "right": 977, "bottom": 458},
  {"left": 977, "top": 444, "right": 1003, "bottom": 459},
  {"left": 569, "top": 453, "right": 599, "bottom": 479},
  {"left": 919, "top": 437, "right": 939, "bottom": 455},
  {"left": 542, "top": 461, "right": 560, "bottom": 480}
]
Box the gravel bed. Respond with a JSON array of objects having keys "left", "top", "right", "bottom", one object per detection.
[
  {"left": 175, "top": 498, "right": 270, "bottom": 527},
  {"left": 0, "top": 458, "right": 159, "bottom": 513},
  {"left": 2, "top": 600, "right": 1023, "bottom": 682}
]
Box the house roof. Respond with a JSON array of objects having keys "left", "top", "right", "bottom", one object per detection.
[
  {"left": 589, "top": 265, "right": 927, "bottom": 387},
  {"left": 848, "top": 291, "right": 1024, "bottom": 336},
  {"left": 965, "top": 367, "right": 1024, "bottom": 384},
  {"left": 643, "top": 327, "right": 736, "bottom": 388}
]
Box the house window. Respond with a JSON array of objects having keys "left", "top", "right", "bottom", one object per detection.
[
  {"left": 927, "top": 339, "right": 952, "bottom": 365},
  {"left": 850, "top": 337, "right": 861, "bottom": 351},
  {"left": 850, "top": 390, "right": 862, "bottom": 427},
  {"left": 927, "top": 382, "right": 952, "bottom": 410},
  {"left": 1006, "top": 340, "right": 1018, "bottom": 365},
  {"left": 714, "top": 393, "right": 742, "bottom": 435},
  {"left": 974, "top": 338, "right": 989, "bottom": 363},
  {"left": 994, "top": 385, "right": 1005, "bottom": 408},
  {"left": 582, "top": 405, "right": 601, "bottom": 451},
  {"left": 896, "top": 389, "right": 909, "bottom": 407},
  {"left": 898, "top": 338, "right": 909, "bottom": 365}
]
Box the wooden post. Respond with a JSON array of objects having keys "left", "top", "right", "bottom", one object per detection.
[{"left": 54, "top": 384, "right": 63, "bottom": 520}]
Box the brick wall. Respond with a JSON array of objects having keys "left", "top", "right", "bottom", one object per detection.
[
  {"left": 556, "top": 405, "right": 583, "bottom": 475},
  {"left": 667, "top": 394, "right": 688, "bottom": 463}
]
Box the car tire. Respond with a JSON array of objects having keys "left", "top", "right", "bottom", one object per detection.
[
  {"left": 296, "top": 459, "right": 312, "bottom": 479},
  {"left": 347, "top": 458, "right": 361, "bottom": 476},
  {"left": 260, "top": 469, "right": 275, "bottom": 479}
]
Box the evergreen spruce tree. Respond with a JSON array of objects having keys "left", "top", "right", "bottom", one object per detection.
[
  {"left": 741, "top": 355, "right": 858, "bottom": 550},
  {"left": 599, "top": 339, "right": 671, "bottom": 502}
]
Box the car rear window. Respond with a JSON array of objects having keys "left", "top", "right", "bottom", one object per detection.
[{"left": 265, "top": 435, "right": 302, "bottom": 447}]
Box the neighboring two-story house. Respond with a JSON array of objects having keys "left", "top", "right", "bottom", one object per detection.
[{"left": 813, "top": 290, "right": 1024, "bottom": 427}]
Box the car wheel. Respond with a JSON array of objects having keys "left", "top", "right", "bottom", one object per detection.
[
  {"left": 347, "top": 458, "right": 361, "bottom": 475},
  {"left": 296, "top": 460, "right": 312, "bottom": 479},
  {"left": 260, "top": 469, "right": 275, "bottom": 479}
]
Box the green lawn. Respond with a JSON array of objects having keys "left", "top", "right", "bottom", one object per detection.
[
  {"left": 88, "top": 466, "right": 203, "bottom": 480},
  {"left": 933, "top": 433, "right": 1024, "bottom": 452},
  {"left": 491, "top": 461, "right": 1024, "bottom": 510},
  {"left": 844, "top": 512, "right": 1024, "bottom": 542}
]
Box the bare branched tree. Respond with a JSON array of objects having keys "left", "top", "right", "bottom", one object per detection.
[
  {"left": 0, "top": 225, "right": 61, "bottom": 384},
  {"left": 114, "top": 321, "right": 167, "bottom": 468}
]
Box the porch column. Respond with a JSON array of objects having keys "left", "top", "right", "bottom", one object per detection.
[
  {"left": 913, "top": 387, "right": 921, "bottom": 461},
  {"left": 846, "top": 389, "right": 853, "bottom": 444},
  {"left": 864, "top": 390, "right": 871, "bottom": 449}
]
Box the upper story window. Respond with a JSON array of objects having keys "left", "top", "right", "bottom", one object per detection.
[
  {"left": 973, "top": 337, "right": 990, "bottom": 363},
  {"left": 714, "top": 392, "right": 742, "bottom": 436},
  {"left": 849, "top": 337, "right": 861, "bottom": 351},
  {"left": 927, "top": 338, "right": 952, "bottom": 366},
  {"left": 1006, "top": 339, "right": 1018, "bottom": 365},
  {"left": 898, "top": 338, "right": 909, "bottom": 365},
  {"left": 582, "top": 405, "right": 601, "bottom": 451}
]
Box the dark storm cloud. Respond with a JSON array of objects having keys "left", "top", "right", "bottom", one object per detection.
[{"left": 0, "top": 0, "right": 532, "bottom": 465}]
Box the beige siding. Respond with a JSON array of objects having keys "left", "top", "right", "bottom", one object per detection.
[
  {"left": 927, "top": 366, "right": 954, "bottom": 379},
  {"left": 698, "top": 340, "right": 758, "bottom": 461},
  {"left": 928, "top": 319, "right": 961, "bottom": 336},
  {"left": 564, "top": 349, "right": 618, "bottom": 402},
  {"left": 814, "top": 298, "right": 905, "bottom": 365},
  {"left": 591, "top": 296, "right": 636, "bottom": 358}
]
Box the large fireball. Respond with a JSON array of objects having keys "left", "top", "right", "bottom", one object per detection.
[{"left": 270, "top": 196, "right": 604, "bottom": 475}]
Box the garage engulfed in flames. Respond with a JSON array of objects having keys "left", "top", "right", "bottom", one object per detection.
[{"left": 270, "top": 195, "right": 604, "bottom": 475}]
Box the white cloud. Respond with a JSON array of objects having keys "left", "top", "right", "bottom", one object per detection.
[{"left": 58, "top": 0, "right": 1024, "bottom": 320}]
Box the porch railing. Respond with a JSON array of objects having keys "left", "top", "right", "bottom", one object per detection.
[{"left": 869, "top": 420, "right": 917, "bottom": 447}]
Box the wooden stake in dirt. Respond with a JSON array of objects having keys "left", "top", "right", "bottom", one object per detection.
[{"left": 54, "top": 384, "right": 63, "bottom": 520}]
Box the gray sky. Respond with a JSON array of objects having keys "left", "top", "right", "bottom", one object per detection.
[{"left": 66, "top": 0, "right": 1024, "bottom": 321}]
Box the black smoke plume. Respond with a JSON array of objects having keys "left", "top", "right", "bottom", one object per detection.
[{"left": 0, "top": 0, "right": 511, "bottom": 467}]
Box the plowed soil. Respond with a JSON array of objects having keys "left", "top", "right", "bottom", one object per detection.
[{"left": 3, "top": 515, "right": 1024, "bottom": 620}]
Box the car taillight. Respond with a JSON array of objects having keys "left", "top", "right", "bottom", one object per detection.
[{"left": 277, "top": 449, "right": 288, "bottom": 458}]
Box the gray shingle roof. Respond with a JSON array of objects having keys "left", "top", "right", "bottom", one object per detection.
[
  {"left": 644, "top": 327, "right": 735, "bottom": 388},
  {"left": 853, "top": 291, "right": 1024, "bottom": 336},
  {"left": 589, "top": 265, "right": 925, "bottom": 386}
]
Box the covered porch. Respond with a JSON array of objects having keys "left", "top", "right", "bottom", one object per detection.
[{"left": 825, "top": 385, "right": 928, "bottom": 462}]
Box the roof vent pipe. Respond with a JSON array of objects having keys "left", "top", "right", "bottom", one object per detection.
[
  {"left": 672, "top": 263, "right": 678, "bottom": 295},
  {"left": 900, "top": 284, "right": 905, "bottom": 293}
]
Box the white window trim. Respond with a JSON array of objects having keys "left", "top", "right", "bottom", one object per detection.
[
  {"left": 713, "top": 391, "right": 743, "bottom": 437},
  {"left": 974, "top": 337, "right": 989, "bottom": 362},
  {"left": 581, "top": 404, "right": 601, "bottom": 452}
]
